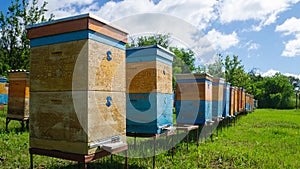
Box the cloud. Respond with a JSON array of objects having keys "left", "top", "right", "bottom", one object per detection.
[
  {"left": 275, "top": 17, "right": 300, "bottom": 35},
  {"left": 219, "top": 0, "right": 300, "bottom": 31},
  {"left": 276, "top": 17, "right": 300, "bottom": 57},
  {"left": 247, "top": 42, "right": 260, "bottom": 51},
  {"left": 261, "top": 69, "right": 300, "bottom": 79},
  {"left": 261, "top": 69, "right": 280, "bottom": 77},
  {"left": 281, "top": 34, "right": 300, "bottom": 57},
  {"left": 204, "top": 29, "right": 239, "bottom": 51}
]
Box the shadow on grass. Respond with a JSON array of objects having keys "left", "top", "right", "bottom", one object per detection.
[{"left": 46, "top": 159, "right": 147, "bottom": 169}]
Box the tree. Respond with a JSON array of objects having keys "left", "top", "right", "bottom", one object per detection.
[
  {"left": 0, "top": 0, "right": 54, "bottom": 76},
  {"left": 206, "top": 54, "right": 225, "bottom": 78},
  {"left": 255, "top": 73, "right": 294, "bottom": 109},
  {"left": 224, "top": 55, "right": 250, "bottom": 90}
]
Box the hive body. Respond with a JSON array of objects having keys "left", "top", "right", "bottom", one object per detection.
[
  {"left": 175, "top": 73, "right": 213, "bottom": 125},
  {"left": 212, "top": 78, "right": 224, "bottom": 119},
  {"left": 126, "top": 45, "right": 174, "bottom": 134},
  {"left": 222, "top": 82, "right": 230, "bottom": 117},
  {"left": 7, "top": 71, "right": 30, "bottom": 120},
  {"left": 0, "top": 78, "right": 8, "bottom": 104},
  {"left": 27, "top": 14, "right": 128, "bottom": 155}
]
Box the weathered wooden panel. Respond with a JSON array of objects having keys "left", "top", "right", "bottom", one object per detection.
[
  {"left": 27, "top": 14, "right": 127, "bottom": 43},
  {"left": 29, "top": 92, "right": 88, "bottom": 143},
  {"left": 88, "top": 40, "right": 126, "bottom": 92},
  {"left": 30, "top": 39, "right": 125, "bottom": 92},
  {"left": 7, "top": 71, "right": 29, "bottom": 119},
  {"left": 126, "top": 45, "right": 173, "bottom": 94},
  {"left": 88, "top": 91, "right": 126, "bottom": 142},
  {"left": 126, "top": 61, "right": 156, "bottom": 93},
  {"left": 175, "top": 82, "right": 211, "bottom": 100},
  {"left": 0, "top": 83, "right": 7, "bottom": 94},
  {"left": 30, "top": 40, "right": 88, "bottom": 92}
]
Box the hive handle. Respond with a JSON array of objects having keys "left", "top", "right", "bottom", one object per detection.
[
  {"left": 106, "top": 96, "right": 112, "bottom": 107},
  {"left": 106, "top": 51, "right": 112, "bottom": 61}
]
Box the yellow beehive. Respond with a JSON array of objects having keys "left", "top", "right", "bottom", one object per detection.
[
  {"left": 7, "top": 70, "right": 30, "bottom": 120},
  {"left": 27, "top": 14, "right": 128, "bottom": 155}
]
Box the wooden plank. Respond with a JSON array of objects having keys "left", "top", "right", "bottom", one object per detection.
[
  {"left": 27, "top": 16, "right": 127, "bottom": 43},
  {"left": 30, "top": 39, "right": 125, "bottom": 92},
  {"left": 30, "top": 40, "right": 88, "bottom": 92},
  {"left": 175, "top": 82, "right": 212, "bottom": 101},
  {"left": 88, "top": 91, "right": 126, "bottom": 142},
  {"left": 88, "top": 40, "right": 126, "bottom": 92}
]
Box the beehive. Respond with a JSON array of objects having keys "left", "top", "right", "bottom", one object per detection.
[
  {"left": 212, "top": 78, "right": 224, "bottom": 119},
  {"left": 230, "top": 87, "right": 238, "bottom": 116},
  {"left": 236, "top": 88, "right": 242, "bottom": 114},
  {"left": 27, "top": 14, "right": 128, "bottom": 155},
  {"left": 0, "top": 77, "right": 8, "bottom": 104},
  {"left": 245, "top": 93, "right": 250, "bottom": 111},
  {"left": 175, "top": 73, "right": 213, "bottom": 125},
  {"left": 241, "top": 88, "right": 246, "bottom": 112},
  {"left": 229, "top": 86, "right": 235, "bottom": 116},
  {"left": 249, "top": 94, "right": 254, "bottom": 112},
  {"left": 254, "top": 99, "right": 258, "bottom": 109},
  {"left": 7, "top": 70, "right": 29, "bottom": 120},
  {"left": 222, "top": 82, "right": 230, "bottom": 117},
  {"left": 126, "top": 45, "right": 174, "bottom": 134}
]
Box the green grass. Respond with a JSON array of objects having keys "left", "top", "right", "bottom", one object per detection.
[{"left": 1, "top": 108, "right": 300, "bottom": 168}]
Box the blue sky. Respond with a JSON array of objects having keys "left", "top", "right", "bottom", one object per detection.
[{"left": 1, "top": 0, "right": 300, "bottom": 78}]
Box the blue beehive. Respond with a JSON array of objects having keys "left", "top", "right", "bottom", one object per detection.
[
  {"left": 126, "top": 45, "right": 174, "bottom": 134},
  {"left": 212, "top": 78, "right": 225, "bottom": 120},
  {"left": 175, "top": 73, "right": 213, "bottom": 125},
  {"left": 222, "top": 82, "right": 230, "bottom": 117},
  {"left": 0, "top": 77, "right": 8, "bottom": 104}
]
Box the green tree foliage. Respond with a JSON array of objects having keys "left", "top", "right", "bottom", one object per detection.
[
  {"left": 224, "top": 55, "right": 250, "bottom": 90},
  {"left": 253, "top": 73, "right": 294, "bottom": 109},
  {"left": 126, "top": 34, "right": 170, "bottom": 49},
  {"left": 206, "top": 54, "right": 225, "bottom": 78},
  {"left": 0, "top": 0, "right": 54, "bottom": 76}
]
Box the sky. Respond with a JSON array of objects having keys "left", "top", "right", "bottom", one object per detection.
[{"left": 1, "top": 0, "right": 300, "bottom": 79}]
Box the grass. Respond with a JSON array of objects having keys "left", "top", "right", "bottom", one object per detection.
[{"left": 1, "top": 107, "right": 300, "bottom": 168}]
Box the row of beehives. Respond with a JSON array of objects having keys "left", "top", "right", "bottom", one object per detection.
[
  {"left": 4, "top": 14, "right": 257, "bottom": 157},
  {"left": 175, "top": 74, "right": 257, "bottom": 126}
]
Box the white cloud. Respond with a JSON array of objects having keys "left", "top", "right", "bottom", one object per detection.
[
  {"left": 261, "top": 69, "right": 280, "bottom": 77},
  {"left": 219, "top": 0, "right": 300, "bottom": 31},
  {"left": 247, "top": 42, "right": 260, "bottom": 51},
  {"left": 281, "top": 34, "right": 300, "bottom": 57},
  {"left": 275, "top": 17, "right": 300, "bottom": 35},
  {"left": 204, "top": 29, "right": 239, "bottom": 51},
  {"left": 261, "top": 69, "right": 300, "bottom": 79},
  {"left": 276, "top": 17, "right": 300, "bottom": 57}
]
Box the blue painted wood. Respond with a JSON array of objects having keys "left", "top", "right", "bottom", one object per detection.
[
  {"left": 126, "top": 45, "right": 174, "bottom": 65},
  {"left": 175, "top": 100, "right": 212, "bottom": 125},
  {"left": 0, "top": 78, "right": 6, "bottom": 83},
  {"left": 212, "top": 100, "right": 223, "bottom": 118},
  {"left": 176, "top": 79, "right": 211, "bottom": 83},
  {"left": 29, "top": 30, "right": 126, "bottom": 50},
  {"left": 222, "top": 83, "right": 230, "bottom": 117},
  {"left": 0, "top": 94, "right": 8, "bottom": 104},
  {"left": 126, "top": 93, "right": 173, "bottom": 134}
]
